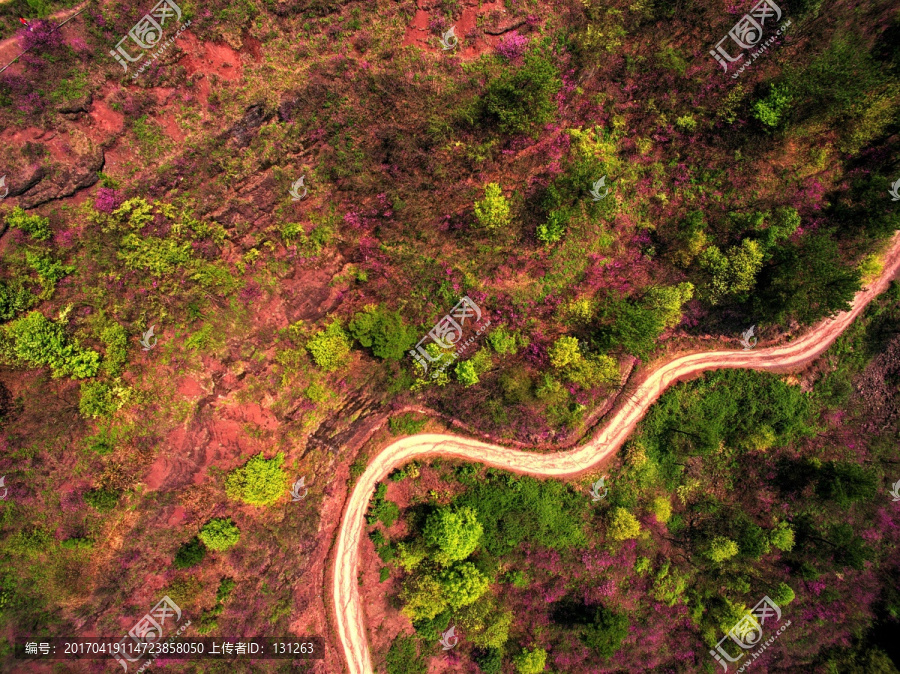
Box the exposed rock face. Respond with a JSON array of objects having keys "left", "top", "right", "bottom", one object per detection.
[
  {"left": 17, "top": 147, "right": 104, "bottom": 209},
  {"left": 227, "top": 103, "right": 273, "bottom": 148}
]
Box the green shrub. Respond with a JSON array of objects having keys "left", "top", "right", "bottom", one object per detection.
[
  {"left": 482, "top": 51, "right": 561, "bottom": 135},
  {"left": 6, "top": 207, "right": 51, "bottom": 240},
  {"left": 0, "top": 280, "right": 34, "bottom": 322},
  {"left": 198, "top": 518, "right": 240, "bottom": 551},
  {"left": 513, "top": 647, "right": 547, "bottom": 674},
  {"left": 84, "top": 488, "right": 120, "bottom": 512},
  {"left": 25, "top": 251, "right": 74, "bottom": 296},
  {"left": 385, "top": 635, "right": 427, "bottom": 674},
  {"left": 174, "top": 538, "right": 207, "bottom": 569},
  {"left": 100, "top": 324, "right": 128, "bottom": 376},
  {"left": 3, "top": 311, "right": 100, "bottom": 379},
  {"left": 487, "top": 325, "right": 520, "bottom": 355},
  {"left": 348, "top": 305, "right": 417, "bottom": 361},
  {"left": 389, "top": 413, "right": 427, "bottom": 435},
  {"left": 474, "top": 183, "right": 512, "bottom": 230},
  {"left": 79, "top": 381, "right": 118, "bottom": 419},
  {"left": 401, "top": 573, "right": 448, "bottom": 620},
  {"left": 367, "top": 482, "right": 400, "bottom": 527},
  {"left": 455, "top": 360, "right": 479, "bottom": 387},
  {"left": 225, "top": 453, "right": 287, "bottom": 506},
  {"left": 306, "top": 321, "right": 352, "bottom": 372}
]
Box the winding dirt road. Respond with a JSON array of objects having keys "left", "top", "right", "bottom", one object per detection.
[{"left": 331, "top": 232, "right": 900, "bottom": 674}]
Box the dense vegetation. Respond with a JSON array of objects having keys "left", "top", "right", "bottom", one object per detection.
[
  {"left": 375, "top": 285, "right": 900, "bottom": 673},
  {"left": 0, "top": 0, "right": 897, "bottom": 670}
]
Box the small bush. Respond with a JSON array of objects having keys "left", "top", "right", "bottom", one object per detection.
[
  {"left": 389, "top": 413, "right": 427, "bottom": 435},
  {"left": 174, "top": 538, "right": 207, "bottom": 569},
  {"left": 482, "top": 50, "right": 561, "bottom": 135},
  {"left": 306, "top": 321, "right": 352, "bottom": 372},
  {"left": 474, "top": 183, "right": 512, "bottom": 230},
  {"left": 0, "top": 281, "right": 34, "bottom": 322},
  {"left": 198, "top": 518, "right": 240, "bottom": 551},
  {"left": 385, "top": 635, "right": 427, "bottom": 674},
  {"left": 79, "top": 381, "right": 118, "bottom": 419},
  {"left": 100, "top": 324, "right": 129, "bottom": 376},
  {"left": 3, "top": 311, "right": 100, "bottom": 379},
  {"left": 225, "top": 453, "right": 287, "bottom": 506},
  {"left": 84, "top": 488, "right": 120, "bottom": 512},
  {"left": 6, "top": 207, "right": 51, "bottom": 241}
]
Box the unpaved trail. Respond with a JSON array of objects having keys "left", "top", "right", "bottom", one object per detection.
[{"left": 332, "top": 232, "right": 900, "bottom": 674}]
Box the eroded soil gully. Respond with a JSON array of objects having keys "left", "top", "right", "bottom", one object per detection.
[{"left": 332, "top": 232, "right": 900, "bottom": 674}]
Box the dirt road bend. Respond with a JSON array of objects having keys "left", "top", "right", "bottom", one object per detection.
[{"left": 332, "top": 232, "right": 900, "bottom": 674}]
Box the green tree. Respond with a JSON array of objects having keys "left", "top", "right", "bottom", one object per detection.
[
  {"left": 582, "top": 607, "right": 629, "bottom": 658},
  {"left": 752, "top": 84, "right": 793, "bottom": 127},
  {"left": 769, "top": 521, "right": 795, "bottom": 552},
  {"left": 401, "top": 573, "right": 448, "bottom": 621},
  {"left": 348, "top": 305, "right": 417, "bottom": 361},
  {"left": 650, "top": 496, "right": 672, "bottom": 524},
  {"left": 482, "top": 51, "right": 561, "bottom": 135},
  {"left": 3, "top": 311, "right": 100, "bottom": 379},
  {"left": 548, "top": 336, "right": 580, "bottom": 369},
  {"left": 700, "top": 239, "right": 764, "bottom": 304},
  {"left": 643, "top": 283, "right": 694, "bottom": 329},
  {"left": 474, "top": 183, "right": 512, "bottom": 230},
  {"left": 306, "top": 320, "right": 351, "bottom": 372},
  {"left": 754, "top": 233, "right": 861, "bottom": 325},
  {"left": 707, "top": 536, "right": 740, "bottom": 563},
  {"left": 174, "top": 538, "right": 207, "bottom": 569},
  {"left": 198, "top": 518, "right": 240, "bottom": 551},
  {"left": 6, "top": 207, "right": 51, "bottom": 241},
  {"left": 608, "top": 508, "right": 641, "bottom": 541},
  {"left": 439, "top": 562, "right": 490, "bottom": 609},
  {"left": 770, "top": 582, "right": 795, "bottom": 606},
  {"left": 225, "top": 453, "right": 288, "bottom": 506},
  {"left": 424, "top": 506, "right": 483, "bottom": 565},
  {"left": 84, "top": 488, "right": 120, "bottom": 512},
  {"left": 513, "top": 647, "right": 547, "bottom": 674}
]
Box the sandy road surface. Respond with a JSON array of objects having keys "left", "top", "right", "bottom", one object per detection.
[{"left": 332, "top": 232, "right": 900, "bottom": 674}]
